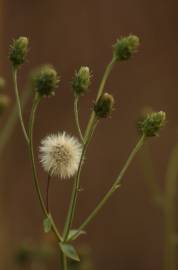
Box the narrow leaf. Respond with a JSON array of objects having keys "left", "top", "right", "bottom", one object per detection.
[
  {"left": 67, "top": 229, "right": 86, "bottom": 241},
  {"left": 59, "top": 243, "right": 80, "bottom": 262},
  {"left": 43, "top": 215, "right": 52, "bottom": 233}
]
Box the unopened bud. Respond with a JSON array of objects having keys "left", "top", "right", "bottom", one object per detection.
[
  {"left": 113, "top": 35, "right": 140, "bottom": 61},
  {"left": 9, "top": 37, "right": 29, "bottom": 68},
  {"left": 32, "top": 65, "right": 60, "bottom": 97},
  {"left": 138, "top": 111, "right": 166, "bottom": 137},
  {"left": 72, "top": 66, "right": 91, "bottom": 96},
  {"left": 94, "top": 93, "right": 114, "bottom": 118}
]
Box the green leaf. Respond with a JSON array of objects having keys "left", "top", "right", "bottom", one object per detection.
[
  {"left": 43, "top": 215, "right": 52, "bottom": 233},
  {"left": 67, "top": 229, "right": 86, "bottom": 241},
  {"left": 59, "top": 243, "right": 80, "bottom": 262}
]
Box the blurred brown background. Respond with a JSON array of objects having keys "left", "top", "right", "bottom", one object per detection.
[{"left": 1, "top": 0, "right": 178, "bottom": 269}]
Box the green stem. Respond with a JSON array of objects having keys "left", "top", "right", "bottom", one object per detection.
[
  {"left": 12, "top": 68, "right": 29, "bottom": 144},
  {"left": 61, "top": 251, "right": 68, "bottom": 270},
  {"left": 63, "top": 56, "right": 116, "bottom": 241},
  {"left": 164, "top": 141, "right": 178, "bottom": 270},
  {"left": 0, "top": 88, "right": 30, "bottom": 156},
  {"left": 28, "top": 94, "right": 62, "bottom": 242},
  {"left": 96, "top": 57, "right": 116, "bottom": 101},
  {"left": 63, "top": 118, "right": 98, "bottom": 240},
  {"left": 84, "top": 57, "right": 116, "bottom": 139},
  {"left": 69, "top": 135, "right": 145, "bottom": 240},
  {"left": 74, "top": 96, "right": 84, "bottom": 142}
]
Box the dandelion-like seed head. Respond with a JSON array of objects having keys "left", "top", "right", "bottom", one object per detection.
[{"left": 39, "top": 132, "right": 82, "bottom": 179}]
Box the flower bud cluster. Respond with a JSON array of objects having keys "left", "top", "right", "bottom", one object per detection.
[
  {"left": 32, "top": 65, "right": 60, "bottom": 97},
  {"left": 94, "top": 93, "right": 114, "bottom": 118},
  {"left": 138, "top": 111, "right": 166, "bottom": 137},
  {"left": 113, "top": 35, "right": 140, "bottom": 61},
  {"left": 72, "top": 66, "right": 91, "bottom": 96},
  {"left": 9, "top": 37, "right": 29, "bottom": 68}
]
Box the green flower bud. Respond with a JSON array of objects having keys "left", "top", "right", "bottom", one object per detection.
[
  {"left": 0, "top": 94, "right": 10, "bottom": 114},
  {"left": 113, "top": 35, "right": 140, "bottom": 61},
  {"left": 94, "top": 93, "right": 114, "bottom": 118},
  {"left": 32, "top": 65, "right": 60, "bottom": 97},
  {"left": 0, "top": 77, "right": 5, "bottom": 90},
  {"left": 72, "top": 66, "right": 91, "bottom": 96},
  {"left": 9, "top": 37, "right": 29, "bottom": 68},
  {"left": 138, "top": 111, "right": 166, "bottom": 137}
]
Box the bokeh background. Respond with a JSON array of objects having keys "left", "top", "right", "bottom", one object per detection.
[{"left": 1, "top": 0, "right": 178, "bottom": 269}]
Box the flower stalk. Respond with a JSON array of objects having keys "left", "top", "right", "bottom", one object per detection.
[
  {"left": 74, "top": 96, "right": 84, "bottom": 143},
  {"left": 68, "top": 135, "right": 145, "bottom": 240},
  {"left": 63, "top": 117, "right": 98, "bottom": 241},
  {"left": 28, "top": 94, "right": 62, "bottom": 242},
  {"left": 12, "top": 68, "right": 29, "bottom": 144}
]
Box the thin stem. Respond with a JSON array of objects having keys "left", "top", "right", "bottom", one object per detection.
[
  {"left": 63, "top": 57, "right": 116, "bottom": 241},
  {"left": 28, "top": 94, "right": 62, "bottom": 242},
  {"left": 61, "top": 251, "right": 68, "bottom": 270},
  {"left": 63, "top": 118, "right": 98, "bottom": 240},
  {"left": 28, "top": 95, "right": 47, "bottom": 214},
  {"left": 164, "top": 141, "right": 178, "bottom": 270},
  {"left": 46, "top": 174, "right": 51, "bottom": 212},
  {"left": 74, "top": 96, "right": 84, "bottom": 143},
  {"left": 69, "top": 135, "right": 145, "bottom": 240},
  {"left": 12, "top": 68, "right": 29, "bottom": 144},
  {"left": 96, "top": 57, "right": 116, "bottom": 101},
  {"left": 0, "top": 88, "right": 30, "bottom": 156},
  {"left": 84, "top": 57, "right": 116, "bottom": 140}
]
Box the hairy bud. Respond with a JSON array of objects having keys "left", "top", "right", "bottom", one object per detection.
[
  {"left": 72, "top": 66, "right": 91, "bottom": 96},
  {"left": 113, "top": 35, "right": 140, "bottom": 61},
  {"left": 9, "top": 37, "right": 29, "bottom": 68},
  {"left": 94, "top": 93, "right": 114, "bottom": 118},
  {"left": 138, "top": 111, "right": 166, "bottom": 137},
  {"left": 32, "top": 65, "right": 60, "bottom": 97}
]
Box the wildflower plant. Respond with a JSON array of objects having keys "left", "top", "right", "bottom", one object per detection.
[
  {"left": 9, "top": 35, "right": 166, "bottom": 270},
  {"left": 139, "top": 108, "right": 177, "bottom": 270}
]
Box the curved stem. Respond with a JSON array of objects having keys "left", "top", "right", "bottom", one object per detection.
[
  {"left": 61, "top": 251, "right": 68, "bottom": 270},
  {"left": 63, "top": 118, "right": 98, "bottom": 240},
  {"left": 74, "top": 97, "right": 84, "bottom": 143},
  {"left": 12, "top": 68, "right": 29, "bottom": 144},
  {"left": 46, "top": 174, "right": 51, "bottom": 212},
  {"left": 28, "top": 95, "right": 62, "bottom": 242},
  {"left": 69, "top": 135, "right": 145, "bottom": 240},
  {"left": 29, "top": 95, "right": 47, "bottom": 214},
  {"left": 63, "top": 56, "right": 117, "bottom": 241},
  {"left": 84, "top": 57, "right": 116, "bottom": 139},
  {"left": 164, "top": 141, "right": 178, "bottom": 270},
  {"left": 0, "top": 88, "right": 30, "bottom": 156}
]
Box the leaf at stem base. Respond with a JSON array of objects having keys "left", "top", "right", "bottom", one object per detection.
[{"left": 59, "top": 243, "right": 80, "bottom": 262}]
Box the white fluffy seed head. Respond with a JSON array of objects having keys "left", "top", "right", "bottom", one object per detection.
[{"left": 39, "top": 132, "right": 82, "bottom": 179}]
